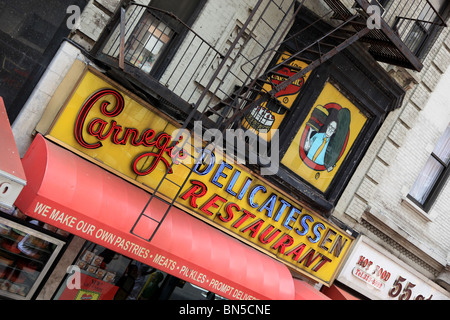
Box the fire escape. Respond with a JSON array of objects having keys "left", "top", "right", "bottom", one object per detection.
[
  {"left": 98, "top": 0, "right": 447, "bottom": 241},
  {"left": 207, "top": 0, "right": 447, "bottom": 132}
]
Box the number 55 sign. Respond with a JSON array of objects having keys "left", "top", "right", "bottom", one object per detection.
[{"left": 337, "top": 236, "right": 450, "bottom": 300}]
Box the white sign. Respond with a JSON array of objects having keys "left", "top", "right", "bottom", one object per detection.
[{"left": 337, "top": 236, "right": 450, "bottom": 300}]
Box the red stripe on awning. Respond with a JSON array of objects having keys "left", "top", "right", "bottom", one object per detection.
[
  {"left": 0, "top": 97, "right": 26, "bottom": 183},
  {"left": 293, "top": 279, "right": 331, "bottom": 300},
  {"left": 15, "top": 134, "right": 296, "bottom": 300},
  {"left": 321, "top": 284, "right": 360, "bottom": 300},
  {"left": 0, "top": 97, "right": 26, "bottom": 211}
]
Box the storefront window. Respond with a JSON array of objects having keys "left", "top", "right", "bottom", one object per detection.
[
  {"left": 0, "top": 216, "right": 66, "bottom": 299},
  {"left": 53, "top": 242, "right": 226, "bottom": 300}
]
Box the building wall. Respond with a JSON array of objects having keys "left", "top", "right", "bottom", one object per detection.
[
  {"left": 12, "top": 0, "right": 293, "bottom": 153},
  {"left": 12, "top": 0, "right": 119, "bottom": 156},
  {"left": 9, "top": 0, "right": 450, "bottom": 296},
  {"left": 334, "top": 24, "right": 450, "bottom": 284}
]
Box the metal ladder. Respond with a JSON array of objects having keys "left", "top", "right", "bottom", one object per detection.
[{"left": 130, "top": 0, "right": 371, "bottom": 242}]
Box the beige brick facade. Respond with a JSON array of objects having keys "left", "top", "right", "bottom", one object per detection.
[{"left": 335, "top": 24, "right": 450, "bottom": 285}]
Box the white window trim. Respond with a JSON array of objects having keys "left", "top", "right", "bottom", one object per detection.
[{"left": 400, "top": 196, "right": 433, "bottom": 222}]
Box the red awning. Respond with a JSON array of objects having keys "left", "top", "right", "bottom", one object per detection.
[
  {"left": 321, "top": 284, "right": 360, "bottom": 300},
  {"left": 0, "top": 97, "right": 26, "bottom": 211},
  {"left": 0, "top": 97, "right": 26, "bottom": 182},
  {"left": 293, "top": 279, "right": 331, "bottom": 300},
  {"left": 15, "top": 134, "right": 296, "bottom": 300}
]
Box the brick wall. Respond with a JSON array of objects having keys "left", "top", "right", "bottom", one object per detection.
[
  {"left": 11, "top": 0, "right": 122, "bottom": 155},
  {"left": 335, "top": 24, "right": 450, "bottom": 281}
]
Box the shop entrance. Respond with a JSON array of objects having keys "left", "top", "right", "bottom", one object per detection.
[{"left": 52, "top": 242, "right": 226, "bottom": 300}]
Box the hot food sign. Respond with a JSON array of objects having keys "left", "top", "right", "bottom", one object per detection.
[
  {"left": 337, "top": 236, "right": 450, "bottom": 300},
  {"left": 46, "top": 69, "right": 353, "bottom": 285}
]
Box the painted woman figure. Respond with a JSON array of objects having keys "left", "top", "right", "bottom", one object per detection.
[{"left": 302, "top": 104, "right": 351, "bottom": 172}]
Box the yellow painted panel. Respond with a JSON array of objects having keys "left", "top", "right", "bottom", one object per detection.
[
  {"left": 48, "top": 69, "right": 354, "bottom": 285},
  {"left": 282, "top": 82, "right": 368, "bottom": 192},
  {"left": 242, "top": 52, "right": 312, "bottom": 141}
]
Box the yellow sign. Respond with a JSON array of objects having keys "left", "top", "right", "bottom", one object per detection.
[
  {"left": 242, "top": 52, "right": 311, "bottom": 141},
  {"left": 47, "top": 69, "right": 353, "bottom": 285},
  {"left": 281, "top": 82, "right": 368, "bottom": 192}
]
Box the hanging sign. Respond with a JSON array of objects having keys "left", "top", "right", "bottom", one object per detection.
[
  {"left": 241, "top": 51, "right": 312, "bottom": 141},
  {"left": 337, "top": 236, "right": 450, "bottom": 300},
  {"left": 281, "top": 82, "right": 368, "bottom": 192},
  {"left": 46, "top": 68, "right": 353, "bottom": 285}
]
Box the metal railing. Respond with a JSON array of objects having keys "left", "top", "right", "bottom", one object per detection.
[
  {"left": 100, "top": 2, "right": 225, "bottom": 104},
  {"left": 372, "top": 0, "right": 447, "bottom": 57},
  {"left": 97, "top": 0, "right": 307, "bottom": 117},
  {"left": 97, "top": 0, "right": 448, "bottom": 120}
]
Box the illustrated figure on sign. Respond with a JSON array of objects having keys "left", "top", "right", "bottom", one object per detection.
[
  {"left": 300, "top": 103, "right": 351, "bottom": 173},
  {"left": 305, "top": 120, "right": 337, "bottom": 170}
]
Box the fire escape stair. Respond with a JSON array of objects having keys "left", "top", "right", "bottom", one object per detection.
[
  {"left": 131, "top": 9, "right": 374, "bottom": 243},
  {"left": 130, "top": 0, "right": 433, "bottom": 243},
  {"left": 211, "top": 13, "right": 372, "bottom": 131}
]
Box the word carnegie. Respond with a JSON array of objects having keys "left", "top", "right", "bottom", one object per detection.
[
  {"left": 74, "top": 88, "right": 187, "bottom": 175},
  {"left": 180, "top": 150, "right": 349, "bottom": 274},
  {"left": 74, "top": 88, "right": 280, "bottom": 177},
  {"left": 68, "top": 85, "right": 352, "bottom": 281}
]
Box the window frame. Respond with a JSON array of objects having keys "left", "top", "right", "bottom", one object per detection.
[
  {"left": 407, "top": 126, "right": 450, "bottom": 212},
  {"left": 0, "top": 211, "right": 69, "bottom": 300},
  {"left": 405, "top": 0, "right": 449, "bottom": 60},
  {"left": 92, "top": 0, "right": 206, "bottom": 81},
  {"left": 276, "top": 58, "right": 379, "bottom": 208}
]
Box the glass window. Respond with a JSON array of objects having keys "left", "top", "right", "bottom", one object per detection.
[
  {"left": 123, "top": 12, "right": 174, "bottom": 73},
  {"left": 403, "top": 0, "right": 447, "bottom": 56},
  {"left": 100, "top": 0, "right": 202, "bottom": 75},
  {"left": 408, "top": 125, "right": 450, "bottom": 210},
  {"left": 53, "top": 242, "right": 226, "bottom": 300},
  {"left": 0, "top": 216, "right": 65, "bottom": 299}
]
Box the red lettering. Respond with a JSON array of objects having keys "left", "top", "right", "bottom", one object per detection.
[
  {"left": 258, "top": 225, "right": 281, "bottom": 244},
  {"left": 232, "top": 210, "right": 256, "bottom": 228},
  {"left": 357, "top": 255, "right": 365, "bottom": 266},
  {"left": 180, "top": 180, "right": 208, "bottom": 208},
  {"left": 74, "top": 88, "right": 187, "bottom": 174},
  {"left": 285, "top": 243, "right": 307, "bottom": 261},
  {"left": 240, "top": 219, "right": 265, "bottom": 238},
  {"left": 74, "top": 89, "right": 124, "bottom": 149},
  {"left": 87, "top": 118, "right": 111, "bottom": 140},
  {"left": 271, "top": 234, "right": 294, "bottom": 254},
  {"left": 200, "top": 194, "right": 227, "bottom": 216},
  {"left": 112, "top": 126, "right": 139, "bottom": 145},
  {"left": 312, "top": 255, "right": 332, "bottom": 272},
  {"left": 298, "top": 249, "right": 321, "bottom": 268},
  {"left": 132, "top": 133, "right": 176, "bottom": 175},
  {"left": 219, "top": 203, "right": 239, "bottom": 222},
  {"left": 140, "top": 129, "right": 156, "bottom": 146}
]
